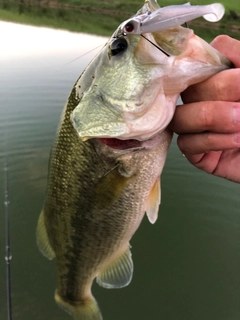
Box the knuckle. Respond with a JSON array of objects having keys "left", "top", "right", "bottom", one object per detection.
[
  {"left": 177, "top": 135, "right": 189, "bottom": 153},
  {"left": 201, "top": 132, "right": 214, "bottom": 151},
  {"left": 211, "top": 35, "right": 231, "bottom": 48},
  {"left": 199, "top": 102, "right": 214, "bottom": 130},
  {"left": 210, "top": 78, "right": 225, "bottom": 101},
  {"left": 234, "top": 70, "right": 240, "bottom": 96},
  {"left": 235, "top": 68, "right": 240, "bottom": 79}
]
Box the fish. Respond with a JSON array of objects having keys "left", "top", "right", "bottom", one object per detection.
[{"left": 36, "top": 1, "right": 231, "bottom": 319}]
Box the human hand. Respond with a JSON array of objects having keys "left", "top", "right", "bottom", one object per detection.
[{"left": 169, "top": 35, "right": 240, "bottom": 183}]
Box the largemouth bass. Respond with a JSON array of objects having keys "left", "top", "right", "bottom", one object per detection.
[{"left": 37, "top": 1, "right": 231, "bottom": 319}]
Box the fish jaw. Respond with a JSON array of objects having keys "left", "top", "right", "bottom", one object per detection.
[
  {"left": 71, "top": 2, "right": 231, "bottom": 142},
  {"left": 71, "top": 33, "right": 179, "bottom": 141},
  {"left": 149, "top": 26, "right": 231, "bottom": 95},
  {"left": 71, "top": 79, "right": 178, "bottom": 141},
  {"left": 70, "top": 85, "right": 130, "bottom": 140}
]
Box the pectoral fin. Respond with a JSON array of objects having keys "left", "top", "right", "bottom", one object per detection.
[
  {"left": 146, "top": 178, "right": 161, "bottom": 224},
  {"left": 96, "top": 246, "right": 133, "bottom": 289},
  {"left": 94, "top": 166, "right": 130, "bottom": 210},
  {"left": 36, "top": 210, "right": 55, "bottom": 260}
]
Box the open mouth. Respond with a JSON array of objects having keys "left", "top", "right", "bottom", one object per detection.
[{"left": 99, "top": 138, "right": 142, "bottom": 150}]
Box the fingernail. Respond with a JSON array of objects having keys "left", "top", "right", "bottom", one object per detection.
[
  {"left": 234, "top": 132, "right": 240, "bottom": 144},
  {"left": 233, "top": 105, "right": 240, "bottom": 124}
]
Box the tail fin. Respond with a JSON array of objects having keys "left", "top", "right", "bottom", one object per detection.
[{"left": 55, "top": 290, "right": 103, "bottom": 320}]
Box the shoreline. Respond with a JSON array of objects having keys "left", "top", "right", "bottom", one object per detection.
[{"left": 0, "top": 1, "right": 240, "bottom": 40}]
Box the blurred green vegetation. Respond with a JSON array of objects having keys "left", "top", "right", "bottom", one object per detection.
[{"left": 0, "top": 0, "right": 239, "bottom": 40}]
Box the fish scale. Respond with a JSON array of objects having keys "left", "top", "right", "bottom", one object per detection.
[
  {"left": 40, "top": 80, "right": 170, "bottom": 311},
  {"left": 36, "top": 1, "right": 231, "bottom": 319}
]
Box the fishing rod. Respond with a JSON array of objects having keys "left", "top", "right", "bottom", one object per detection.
[
  {"left": 1, "top": 41, "right": 104, "bottom": 320},
  {"left": 4, "top": 131, "right": 13, "bottom": 320}
]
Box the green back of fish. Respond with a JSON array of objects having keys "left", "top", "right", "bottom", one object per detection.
[{"left": 37, "top": 82, "right": 138, "bottom": 301}]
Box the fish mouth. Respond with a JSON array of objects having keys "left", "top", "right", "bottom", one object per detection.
[{"left": 99, "top": 138, "right": 142, "bottom": 150}]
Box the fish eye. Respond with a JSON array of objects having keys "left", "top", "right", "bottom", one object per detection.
[{"left": 110, "top": 38, "right": 128, "bottom": 56}]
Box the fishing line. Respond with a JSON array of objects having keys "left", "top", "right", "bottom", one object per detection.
[
  {"left": 3, "top": 125, "right": 13, "bottom": 320},
  {"left": 141, "top": 34, "right": 170, "bottom": 57},
  {"left": 62, "top": 43, "right": 105, "bottom": 67},
  {"left": 25, "top": 43, "right": 106, "bottom": 89},
  {"left": 47, "top": 43, "right": 106, "bottom": 78}
]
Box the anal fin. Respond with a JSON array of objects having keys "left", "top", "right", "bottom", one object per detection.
[
  {"left": 36, "top": 210, "right": 55, "bottom": 260},
  {"left": 96, "top": 246, "right": 133, "bottom": 289},
  {"left": 146, "top": 178, "right": 161, "bottom": 224}
]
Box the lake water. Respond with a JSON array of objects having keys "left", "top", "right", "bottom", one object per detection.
[{"left": 0, "top": 21, "right": 240, "bottom": 320}]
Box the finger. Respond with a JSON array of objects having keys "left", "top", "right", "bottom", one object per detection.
[
  {"left": 211, "top": 35, "right": 240, "bottom": 68},
  {"left": 183, "top": 149, "right": 240, "bottom": 183},
  {"left": 181, "top": 68, "right": 240, "bottom": 103},
  {"left": 183, "top": 151, "right": 222, "bottom": 174},
  {"left": 170, "top": 102, "right": 240, "bottom": 134},
  {"left": 177, "top": 132, "right": 240, "bottom": 155}
]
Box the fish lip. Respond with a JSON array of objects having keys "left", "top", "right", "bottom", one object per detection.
[
  {"left": 96, "top": 132, "right": 163, "bottom": 152},
  {"left": 97, "top": 137, "right": 144, "bottom": 151}
]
